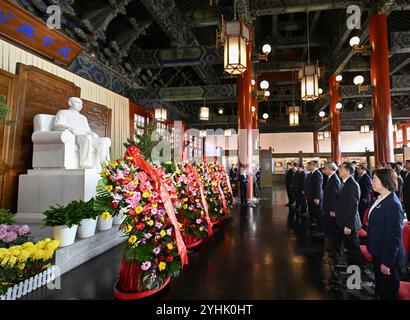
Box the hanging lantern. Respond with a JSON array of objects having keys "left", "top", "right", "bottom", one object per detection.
[
  {"left": 223, "top": 20, "right": 250, "bottom": 75},
  {"left": 287, "top": 106, "right": 300, "bottom": 127},
  {"left": 318, "top": 132, "right": 324, "bottom": 141},
  {"left": 360, "top": 125, "right": 370, "bottom": 133},
  {"left": 224, "top": 129, "right": 232, "bottom": 137},
  {"left": 299, "top": 63, "right": 320, "bottom": 101},
  {"left": 324, "top": 131, "right": 330, "bottom": 139},
  {"left": 199, "top": 106, "right": 210, "bottom": 121},
  {"left": 154, "top": 108, "right": 167, "bottom": 122}
]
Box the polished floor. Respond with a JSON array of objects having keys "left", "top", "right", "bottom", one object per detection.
[{"left": 22, "top": 186, "right": 372, "bottom": 300}]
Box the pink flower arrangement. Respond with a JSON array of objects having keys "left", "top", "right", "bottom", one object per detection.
[{"left": 0, "top": 224, "right": 31, "bottom": 247}]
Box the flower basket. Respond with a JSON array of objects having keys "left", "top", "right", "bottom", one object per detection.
[
  {"left": 0, "top": 266, "right": 56, "bottom": 300},
  {"left": 112, "top": 257, "right": 171, "bottom": 300},
  {"left": 95, "top": 147, "right": 188, "bottom": 298}
]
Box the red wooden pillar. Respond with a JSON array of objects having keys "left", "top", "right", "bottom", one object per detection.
[
  {"left": 329, "top": 75, "right": 341, "bottom": 165},
  {"left": 237, "top": 24, "right": 253, "bottom": 200},
  {"left": 313, "top": 131, "right": 319, "bottom": 154},
  {"left": 369, "top": 13, "right": 394, "bottom": 163},
  {"left": 402, "top": 124, "right": 408, "bottom": 146}
]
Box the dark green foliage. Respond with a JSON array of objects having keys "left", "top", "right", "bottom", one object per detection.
[
  {"left": 0, "top": 209, "right": 15, "bottom": 225},
  {"left": 124, "top": 120, "right": 160, "bottom": 161},
  {"left": 0, "top": 95, "right": 14, "bottom": 126}
]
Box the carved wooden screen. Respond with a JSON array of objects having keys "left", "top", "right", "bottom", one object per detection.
[
  {"left": 82, "top": 100, "right": 112, "bottom": 139},
  {"left": 0, "top": 69, "right": 18, "bottom": 209}
]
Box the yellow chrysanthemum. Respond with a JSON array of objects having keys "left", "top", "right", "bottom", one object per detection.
[
  {"left": 199, "top": 227, "right": 204, "bottom": 232},
  {"left": 135, "top": 206, "right": 143, "bottom": 214},
  {"left": 160, "top": 230, "right": 166, "bottom": 237},
  {"left": 175, "top": 169, "right": 181, "bottom": 174},
  {"left": 105, "top": 185, "right": 113, "bottom": 192},
  {"left": 152, "top": 203, "right": 158, "bottom": 208},
  {"left": 183, "top": 198, "right": 188, "bottom": 202},
  {"left": 110, "top": 161, "right": 118, "bottom": 168},
  {"left": 125, "top": 224, "right": 133, "bottom": 232},
  {"left": 158, "top": 261, "right": 166, "bottom": 271},
  {"left": 142, "top": 192, "right": 150, "bottom": 198},
  {"left": 183, "top": 204, "right": 188, "bottom": 209},
  {"left": 200, "top": 210, "right": 204, "bottom": 216},
  {"left": 33, "top": 249, "right": 45, "bottom": 260},
  {"left": 128, "top": 235, "right": 137, "bottom": 245},
  {"left": 101, "top": 211, "right": 112, "bottom": 220},
  {"left": 167, "top": 243, "right": 173, "bottom": 250},
  {"left": 178, "top": 223, "right": 183, "bottom": 230},
  {"left": 146, "top": 220, "right": 154, "bottom": 227},
  {"left": 195, "top": 199, "right": 200, "bottom": 203}
]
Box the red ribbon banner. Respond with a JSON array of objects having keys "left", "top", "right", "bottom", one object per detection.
[
  {"left": 186, "top": 163, "right": 213, "bottom": 236},
  {"left": 126, "top": 147, "right": 188, "bottom": 267},
  {"left": 224, "top": 171, "right": 234, "bottom": 198}
]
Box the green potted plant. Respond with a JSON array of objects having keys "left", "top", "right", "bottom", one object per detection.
[
  {"left": 74, "top": 199, "right": 99, "bottom": 238},
  {"left": 43, "top": 203, "right": 83, "bottom": 247},
  {"left": 0, "top": 208, "right": 15, "bottom": 225}
]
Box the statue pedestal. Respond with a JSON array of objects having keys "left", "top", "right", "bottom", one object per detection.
[{"left": 17, "top": 169, "right": 101, "bottom": 222}]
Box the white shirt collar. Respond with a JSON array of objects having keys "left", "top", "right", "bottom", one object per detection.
[
  {"left": 342, "top": 176, "right": 351, "bottom": 183},
  {"left": 328, "top": 172, "right": 335, "bottom": 178}
]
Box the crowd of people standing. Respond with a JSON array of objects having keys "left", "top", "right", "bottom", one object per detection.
[{"left": 285, "top": 160, "right": 410, "bottom": 300}]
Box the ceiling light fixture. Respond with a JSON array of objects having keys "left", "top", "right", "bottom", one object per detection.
[
  {"left": 299, "top": 11, "right": 321, "bottom": 101},
  {"left": 222, "top": 1, "right": 250, "bottom": 75}
]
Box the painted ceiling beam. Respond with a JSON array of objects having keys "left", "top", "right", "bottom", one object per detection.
[
  {"left": 251, "top": 0, "right": 364, "bottom": 15},
  {"left": 139, "top": 0, "right": 218, "bottom": 85}
]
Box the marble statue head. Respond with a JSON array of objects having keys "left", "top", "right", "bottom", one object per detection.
[{"left": 68, "top": 97, "right": 83, "bottom": 112}]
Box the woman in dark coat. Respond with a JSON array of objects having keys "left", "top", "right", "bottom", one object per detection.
[{"left": 367, "top": 168, "right": 406, "bottom": 300}]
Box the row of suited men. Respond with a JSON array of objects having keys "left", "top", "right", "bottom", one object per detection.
[{"left": 285, "top": 160, "right": 410, "bottom": 300}]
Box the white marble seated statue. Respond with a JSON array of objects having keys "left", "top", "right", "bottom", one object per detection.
[
  {"left": 52, "top": 97, "right": 111, "bottom": 169},
  {"left": 31, "top": 97, "right": 111, "bottom": 170}
]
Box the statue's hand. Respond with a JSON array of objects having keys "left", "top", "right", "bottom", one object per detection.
[
  {"left": 89, "top": 132, "right": 98, "bottom": 138},
  {"left": 68, "top": 128, "right": 79, "bottom": 135}
]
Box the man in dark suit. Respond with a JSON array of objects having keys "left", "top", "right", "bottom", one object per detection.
[
  {"left": 397, "top": 162, "right": 406, "bottom": 181},
  {"left": 285, "top": 162, "right": 296, "bottom": 207},
  {"left": 322, "top": 162, "right": 342, "bottom": 255},
  {"left": 239, "top": 167, "right": 248, "bottom": 207},
  {"left": 305, "top": 160, "right": 324, "bottom": 239},
  {"left": 321, "top": 166, "right": 329, "bottom": 190},
  {"left": 352, "top": 161, "right": 359, "bottom": 181},
  {"left": 335, "top": 162, "right": 362, "bottom": 266},
  {"left": 293, "top": 163, "right": 307, "bottom": 216},
  {"left": 357, "top": 164, "right": 372, "bottom": 223},
  {"left": 403, "top": 160, "right": 410, "bottom": 213}
]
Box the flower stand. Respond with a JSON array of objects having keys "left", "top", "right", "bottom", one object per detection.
[
  {"left": 112, "top": 258, "right": 171, "bottom": 300},
  {"left": 183, "top": 233, "right": 203, "bottom": 249}
]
